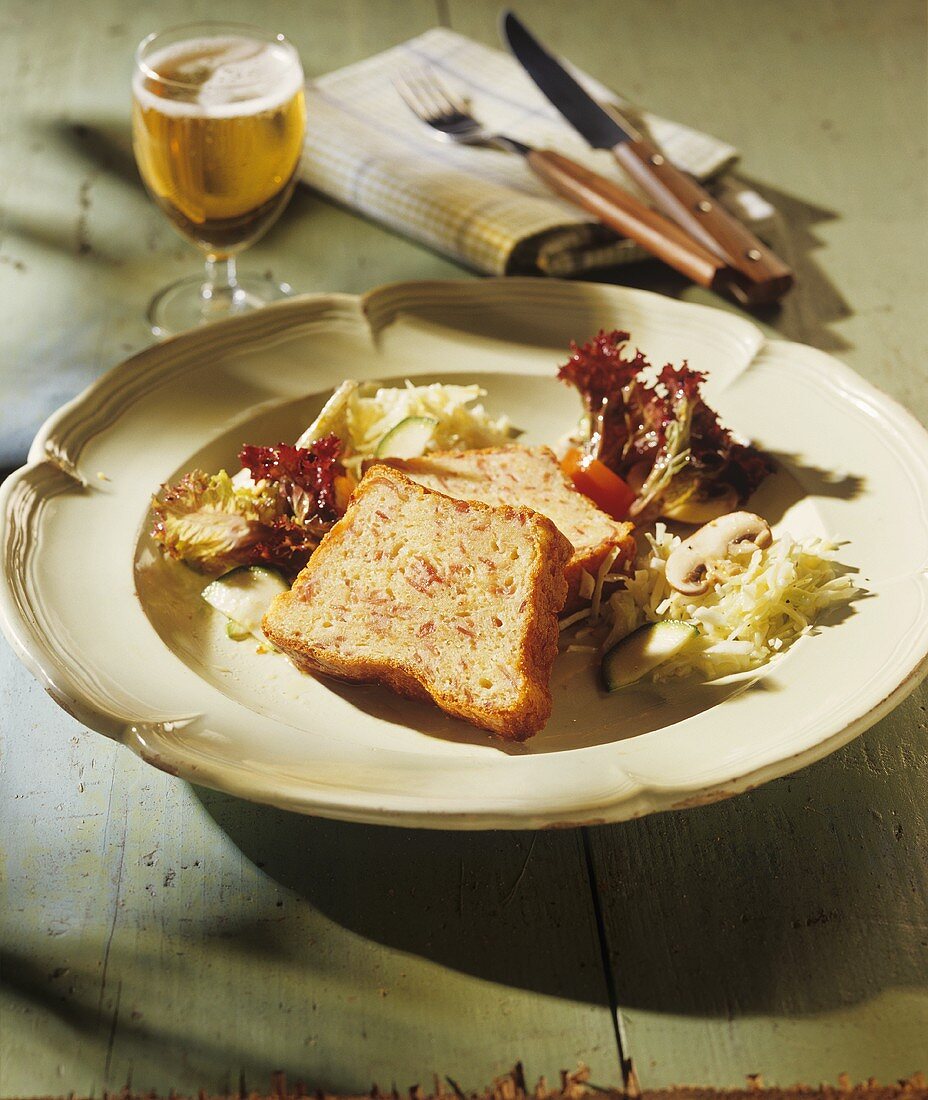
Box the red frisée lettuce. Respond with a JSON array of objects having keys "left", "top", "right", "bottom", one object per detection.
[
  {"left": 239, "top": 437, "right": 342, "bottom": 526},
  {"left": 558, "top": 330, "right": 772, "bottom": 518},
  {"left": 151, "top": 435, "right": 344, "bottom": 575}
]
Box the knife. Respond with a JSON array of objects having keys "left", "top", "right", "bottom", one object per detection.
[
  {"left": 502, "top": 11, "right": 794, "bottom": 305},
  {"left": 396, "top": 72, "right": 730, "bottom": 293}
]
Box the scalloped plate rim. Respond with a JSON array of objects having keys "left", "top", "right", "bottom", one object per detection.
[{"left": 3, "top": 278, "right": 928, "bottom": 830}]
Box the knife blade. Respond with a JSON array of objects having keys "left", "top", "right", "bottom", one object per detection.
[
  {"left": 502, "top": 11, "right": 794, "bottom": 304},
  {"left": 502, "top": 11, "right": 638, "bottom": 149}
]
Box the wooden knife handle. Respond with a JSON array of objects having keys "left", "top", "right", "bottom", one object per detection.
[
  {"left": 612, "top": 136, "right": 794, "bottom": 305},
  {"left": 527, "top": 148, "right": 728, "bottom": 291}
]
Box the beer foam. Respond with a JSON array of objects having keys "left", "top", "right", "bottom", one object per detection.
[{"left": 133, "top": 36, "right": 303, "bottom": 118}]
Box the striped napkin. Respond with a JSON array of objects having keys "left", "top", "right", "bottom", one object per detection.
[{"left": 299, "top": 29, "right": 772, "bottom": 277}]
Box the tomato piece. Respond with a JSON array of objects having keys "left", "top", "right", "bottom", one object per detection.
[
  {"left": 561, "top": 448, "right": 636, "bottom": 520},
  {"left": 333, "top": 471, "right": 357, "bottom": 513}
]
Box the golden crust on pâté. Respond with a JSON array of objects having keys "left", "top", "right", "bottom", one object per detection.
[{"left": 263, "top": 465, "right": 573, "bottom": 740}]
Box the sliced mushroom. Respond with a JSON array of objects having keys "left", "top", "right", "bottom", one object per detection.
[{"left": 665, "top": 511, "right": 772, "bottom": 596}]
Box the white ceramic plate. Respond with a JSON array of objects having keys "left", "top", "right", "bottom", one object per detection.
[{"left": 3, "top": 279, "right": 928, "bottom": 829}]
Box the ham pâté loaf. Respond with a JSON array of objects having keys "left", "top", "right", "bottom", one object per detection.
[
  {"left": 262, "top": 465, "right": 573, "bottom": 740},
  {"left": 373, "top": 445, "right": 635, "bottom": 609}
]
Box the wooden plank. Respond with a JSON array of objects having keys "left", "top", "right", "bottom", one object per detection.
[
  {"left": 0, "top": 640, "right": 620, "bottom": 1094},
  {"left": 446, "top": 0, "right": 926, "bottom": 358},
  {"left": 3, "top": 0, "right": 927, "bottom": 1092},
  {"left": 0, "top": 0, "right": 463, "bottom": 470},
  {"left": 587, "top": 694, "right": 928, "bottom": 1087},
  {"left": 0, "top": 0, "right": 620, "bottom": 1093},
  {"left": 441, "top": 0, "right": 928, "bottom": 1087}
]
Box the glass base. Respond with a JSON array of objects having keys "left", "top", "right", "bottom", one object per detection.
[{"left": 147, "top": 271, "right": 295, "bottom": 338}]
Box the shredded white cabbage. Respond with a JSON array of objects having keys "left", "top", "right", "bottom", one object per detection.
[
  {"left": 590, "top": 545, "right": 621, "bottom": 622},
  {"left": 600, "top": 524, "right": 859, "bottom": 680},
  {"left": 301, "top": 379, "right": 515, "bottom": 473},
  {"left": 578, "top": 569, "right": 596, "bottom": 600},
  {"left": 559, "top": 607, "right": 592, "bottom": 632}
]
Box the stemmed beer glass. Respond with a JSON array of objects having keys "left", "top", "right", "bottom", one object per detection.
[{"left": 132, "top": 23, "right": 306, "bottom": 335}]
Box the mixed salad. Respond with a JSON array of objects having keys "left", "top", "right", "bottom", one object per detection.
[
  {"left": 556, "top": 330, "right": 773, "bottom": 523},
  {"left": 151, "top": 380, "right": 513, "bottom": 576},
  {"left": 150, "top": 331, "right": 856, "bottom": 688}
]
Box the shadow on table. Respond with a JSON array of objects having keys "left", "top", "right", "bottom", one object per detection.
[
  {"left": 19, "top": 114, "right": 323, "bottom": 260},
  {"left": 0, "top": 948, "right": 249, "bottom": 1094},
  {"left": 587, "top": 694, "right": 928, "bottom": 1020},
  {"left": 10, "top": 117, "right": 146, "bottom": 264},
  {"left": 41, "top": 116, "right": 139, "bottom": 188},
  {"left": 20, "top": 116, "right": 851, "bottom": 360},
  {"left": 198, "top": 791, "right": 611, "bottom": 1006},
  {"left": 585, "top": 174, "right": 851, "bottom": 355},
  {"left": 200, "top": 691, "right": 928, "bottom": 1021},
  {"left": 6, "top": 708, "right": 923, "bottom": 1093},
  {"left": 741, "top": 175, "right": 853, "bottom": 351},
  {"left": 30, "top": 115, "right": 322, "bottom": 235}
]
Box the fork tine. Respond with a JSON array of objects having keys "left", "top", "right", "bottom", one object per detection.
[
  {"left": 397, "top": 72, "right": 436, "bottom": 119},
  {"left": 393, "top": 74, "right": 430, "bottom": 120},
  {"left": 409, "top": 70, "right": 448, "bottom": 119},
  {"left": 395, "top": 66, "right": 486, "bottom": 144},
  {"left": 421, "top": 70, "right": 468, "bottom": 117}
]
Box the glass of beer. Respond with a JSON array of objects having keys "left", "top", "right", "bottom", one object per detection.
[{"left": 132, "top": 23, "right": 306, "bottom": 336}]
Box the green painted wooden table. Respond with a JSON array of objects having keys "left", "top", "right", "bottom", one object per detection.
[{"left": 1, "top": 0, "right": 926, "bottom": 1093}]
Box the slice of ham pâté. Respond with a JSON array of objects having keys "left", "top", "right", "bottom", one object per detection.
[
  {"left": 376, "top": 445, "right": 635, "bottom": 610},
  {"left": 263, "top": 465, "right": 573, "bottom": 740}
]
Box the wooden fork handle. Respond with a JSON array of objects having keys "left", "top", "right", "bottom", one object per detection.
[{"left": 527, "top": 148, "right": 729, "bottom": 292}]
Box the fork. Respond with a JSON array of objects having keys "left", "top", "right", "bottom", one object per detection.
[
  {"left": 394, "top": 71, "right": 531, "bottom": 155},
  {"left": 395, "top": 68, "right": 733, "bottom": 294}
]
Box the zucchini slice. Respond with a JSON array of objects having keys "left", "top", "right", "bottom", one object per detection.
[
  {"left": 202, "top": 566, "right": 289, "bottom": 642},
  {"left": 601, "top": 620, "right": 697, "bottom": 691},
  {"left": 375, "top": 416, "right": 438, "bottom": 459}
]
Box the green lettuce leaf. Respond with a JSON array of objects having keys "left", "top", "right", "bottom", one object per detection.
[{"left": 151, "top": 470, "right": 289, "bottom": 574}]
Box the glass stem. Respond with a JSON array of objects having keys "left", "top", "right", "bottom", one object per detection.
[{"left": 201, "top": 255, "right": 245, "bottom": 315}]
